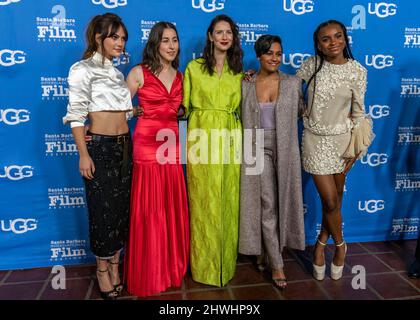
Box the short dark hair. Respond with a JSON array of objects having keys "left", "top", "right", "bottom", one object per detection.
[{"left": 254, "top": 35, "right": 282, "bottom": 57}]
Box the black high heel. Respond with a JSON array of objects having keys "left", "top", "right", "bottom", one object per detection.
[
  {"left": 272, "top": 277, "right": 287, "bottom": 291},
  {"left": 96, "top": 269, "right": 117, "bottom": 300},
  {"left": 108, "top": 260, "right": 124, "bottom": 295},
  {"left": 271, "top": 268, "right": 287, "bottom": 291}
]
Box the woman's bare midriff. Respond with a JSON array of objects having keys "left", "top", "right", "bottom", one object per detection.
[{"left": 89, "top": 111, "right": 130, "bottom": 135}]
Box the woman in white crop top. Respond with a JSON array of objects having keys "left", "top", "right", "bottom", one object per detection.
[{"left": 63, "top": 13, "right": 133, "bottom": 300}]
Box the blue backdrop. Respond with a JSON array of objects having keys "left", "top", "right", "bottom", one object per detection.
[{"left": 1, "top": 0, "right": 419, "bottom": 270}]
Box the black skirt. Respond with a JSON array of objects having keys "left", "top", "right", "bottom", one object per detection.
[{"left": 83, "top": 131, "right": 133, "bottom": 258}]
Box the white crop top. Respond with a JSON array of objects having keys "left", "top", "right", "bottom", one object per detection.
[{"left": 62, "top": 52, "right": 133, "bottom": 127}]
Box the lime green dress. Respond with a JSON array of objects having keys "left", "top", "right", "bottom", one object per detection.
[{"left": 182, "top": 58, "right": 243, "bottom": 286}]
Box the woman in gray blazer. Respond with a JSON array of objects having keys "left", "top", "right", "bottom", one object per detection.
[{"left": 239, "top": 35, "right": 305, "bottom": 290}]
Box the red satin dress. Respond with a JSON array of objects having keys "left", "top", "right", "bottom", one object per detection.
[{"left": 124, "top": 67, "right": 189, "bottom": 297}]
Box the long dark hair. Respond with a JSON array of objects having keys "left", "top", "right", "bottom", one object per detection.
[
  {"left": 83, "top": 13, "right": 128, "bottom": 63},
  {"left": 304, "top": 20, "right": 353, "bottom": 115},
  {"left": 201, "top": 14, "right": 243, "bottom": 75},
  {"left": 142, "top": 21, "right": 180, "bottom": 75}
]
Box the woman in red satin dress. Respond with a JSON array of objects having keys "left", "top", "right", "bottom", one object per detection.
[{"left": 124, "top": 22, "right": 189, "bottom": 297}]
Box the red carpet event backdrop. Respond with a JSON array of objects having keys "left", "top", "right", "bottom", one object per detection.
[{"left": 0, "top": 0, "right": 419, "bottom": 270}]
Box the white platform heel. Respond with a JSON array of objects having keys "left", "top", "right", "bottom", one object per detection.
[
  {"left": 331, "top": 241, "right": 347, "bottom": 280},
  {"left": 312, "top": 239, "right": 327, "bottom": 281}
]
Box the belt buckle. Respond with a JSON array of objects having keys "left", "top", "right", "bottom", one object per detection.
[{"left": 117, "top": 135, "right": 125, "bottom": 144}]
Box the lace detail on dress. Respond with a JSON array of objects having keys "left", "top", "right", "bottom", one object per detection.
[
  {"left": 305, "top": 59, "right": 361, "bottom": 128},
  {"left": 303, "top": 117, "right": 353, "bottom": 136},
  {"left": 302, "top": 132, "right": 345, "bottom": 175},
  {"left": 298, "top": 57, "right": 370, "bottom": 175}
]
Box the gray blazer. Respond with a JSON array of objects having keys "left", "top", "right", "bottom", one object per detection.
[{"left": 239, "top": 71, "right": 306, "bottom": 254}]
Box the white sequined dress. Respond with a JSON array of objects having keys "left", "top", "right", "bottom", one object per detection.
[{"left": 296, "top": 56, "right": 374, "bottom": 175}]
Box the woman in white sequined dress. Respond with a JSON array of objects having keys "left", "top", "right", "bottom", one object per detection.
[{"left": 296, "top": 20, "right": 374, "bottom": 281}]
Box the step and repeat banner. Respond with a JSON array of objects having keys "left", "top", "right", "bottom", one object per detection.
[{"left": 0, "top": 0, "right": 419, "bottom": 270}]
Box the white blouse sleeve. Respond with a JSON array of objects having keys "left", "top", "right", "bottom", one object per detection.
[{"left": 62, "top": 62, "right": 91, "bottom": 126}]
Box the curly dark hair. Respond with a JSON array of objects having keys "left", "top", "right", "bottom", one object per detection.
[
  {"left": 83, "top": 13, "right": 128, "bottom": 63},
  {"left": 142, "top": 21, "right": 180, "bottom": 75},
  {"left": 200, "top": 14, "right": 243, "bottom": 75}
]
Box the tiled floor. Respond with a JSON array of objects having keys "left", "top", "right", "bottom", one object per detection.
[{"left": 1, "top": 240, "right": 419, "bottom": 300}]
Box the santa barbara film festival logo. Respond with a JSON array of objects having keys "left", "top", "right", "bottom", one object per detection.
[
  {"left": 141, "top": 20, "right": 159, "bottom": 43},
  {"left": 45, "top": 133, "right": 77, "bottom": 157},
  {"left": 237, "top": 22, "right": 269, "bottom": 46},
  {"left": 395, "top": 173, "right": 420, "bottom": 191},
  {"left": 50, "top": 239, "right": 88, "bottom": 261},
  {"left": 191, "top": 0, "right": 225, "bottom": 13},
  {"left": 36, "top": 5, "right": 77, "bottom": 43},
  {"left": 141, "top": 20, "right": 177, "bottom": 44},
  {"left": 401, "top": 78, "right": 420, "bottom": 97},
  {"left": 391, "top": 218, "right": 419, "bottom": 236},
  {"left": 113, "top": 52, "right": 130, "bottom": 67},
  {"left": 41, "top": 76, "right": 68, "bottom": 100},
  {"left": 345, "top": 26, "right": 354, "bottom": 46},
  {"left": 398, "top": 126, "right": 420, "bottom": 145},
  {"left": 48, "top": 187, "right": 86, "bottom": 210},
  {"left": 404, "top": 27, "right": 420, "bottom": 48}
]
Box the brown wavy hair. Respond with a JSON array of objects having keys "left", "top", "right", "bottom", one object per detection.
[
  {"left": 200, "top": 14, "right": 243, "bottom": 76},
  {"left": 142, "top": 22, "right": 180, "bottom": 75},
  {"left": 82, "top": 13, "right": 128, "bottom": 63}
]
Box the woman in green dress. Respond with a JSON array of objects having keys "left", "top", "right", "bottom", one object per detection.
[{"left": 182, "top": 14, "right": 243, "bottom": 286}]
